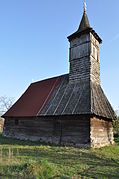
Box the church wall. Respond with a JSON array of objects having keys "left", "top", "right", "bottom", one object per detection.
[
  {"left": 3, "top": 115, "right": 90, "bottom": 147},
  {"left": 69, "top": 57, "right": 90, "bottom": 83},
  {"left": 61, "top": 117, "right": 90, "bottom": 146},
  {"left": 69, "top": 34, "right": 91, "bottom": 83},
  {"left": 90, "top": 116, "right": 114, "bottom": 148},
  {"left": 0, "top": 118, "right": 4, "bottom": 132},
  {"left": 70, "top": 34, "right": 90, "bottom": 48},
  {"left": 69, "top": 32, "right": 101, "bottom": 85},
  {"left": 3, "top": 117, "right": 57, "bottom": 143},
  {"left": 90, "top": 55, "right": 100, "bottom": 84},
  {"left": 90, "top": 33, "right": 100, "bottom": 84}
]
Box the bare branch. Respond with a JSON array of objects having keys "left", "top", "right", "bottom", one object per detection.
[{"left": 0, "top": 96, "right": 14, "bottom": 116}]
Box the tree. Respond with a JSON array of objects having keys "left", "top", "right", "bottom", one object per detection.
[
  {"left": 113, "top": 111, "right": 119, "bottom": 137},
  {"left": 0, "top": 96, "right": 14, "bottom": 116}
]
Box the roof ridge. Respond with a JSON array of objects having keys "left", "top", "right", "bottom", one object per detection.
[{"left": 31, "top": 74, "right": 69, "bottom": 85}]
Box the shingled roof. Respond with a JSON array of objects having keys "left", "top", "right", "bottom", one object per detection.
[
  {"left": 78, "top": 10, "right": 90, "bottom": 32},
  {"left": 3, "top": 74, "right": 115, "bottom": 119}
]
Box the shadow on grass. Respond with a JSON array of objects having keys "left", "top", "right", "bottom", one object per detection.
[
  {"left": 0, "top": 134, "right": 119, "bottom": 178},
  {"left": 0, "top": 145, "right": 119, "bottom": 178}
]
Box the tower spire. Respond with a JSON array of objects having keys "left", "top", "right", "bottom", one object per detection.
[
  {"left": 77, "top": 0, "right": 90, "bottom": 32},
  {"left": 67, "top": 1, "right": 102, "bottom": 44}
]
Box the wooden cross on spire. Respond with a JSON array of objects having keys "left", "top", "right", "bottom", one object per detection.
[{"left": 84, "top": 0, "right": 87, "bottom": 12}]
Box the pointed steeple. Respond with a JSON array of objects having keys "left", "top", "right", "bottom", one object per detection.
[
  {"left": 67, "top": 1, "right": 102, "bottom": 43},
  {"left": 78, "top": 3, "right": 90, "bottom": 32}
]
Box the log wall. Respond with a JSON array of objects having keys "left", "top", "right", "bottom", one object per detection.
[
  {"left": 3, "top": 116, "right": 114, "bottom": 148},
  {"left": 0, "top": 118, "right": 4, "bottom": 132},
  {"left": 90, "top": 117, "right": 114, "bottom": 148},
  {"left": 3, "top": 115, "right": 90, "bottom": 147}
]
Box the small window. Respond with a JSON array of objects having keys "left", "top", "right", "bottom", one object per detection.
[
  {"left": 15, "top": 119, "right": 19, "bottom": 125},
  {"left": 97, "top": 51, "right": 99, "bottom": 62},
  {"left": 93, "top": 46, "right": 95, "bottom": 58}
]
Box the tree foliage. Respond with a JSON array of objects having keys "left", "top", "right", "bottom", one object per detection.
[{"left": 113, "top": 111, "right": 119, "bottom": 137}]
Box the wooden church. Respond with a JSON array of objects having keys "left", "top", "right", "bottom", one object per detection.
[{"left": 3, "top": 3, "right": 115, "bottom": 148}]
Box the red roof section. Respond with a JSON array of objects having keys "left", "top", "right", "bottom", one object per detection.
[{"left": 3, "top": 76, "right": 61, "bottom": 117}]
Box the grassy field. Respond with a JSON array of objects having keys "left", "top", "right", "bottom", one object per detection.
[{"left": 0, "top": 135, "right": 119, "bottom": 179}]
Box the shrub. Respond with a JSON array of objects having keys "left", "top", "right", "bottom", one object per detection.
[{"left": 113, "top": 113, "right": 119, "bottom": 137}]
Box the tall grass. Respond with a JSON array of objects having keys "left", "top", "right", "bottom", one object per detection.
[{"left": 0, "top": 147, "right": 56, "bottom": 178}]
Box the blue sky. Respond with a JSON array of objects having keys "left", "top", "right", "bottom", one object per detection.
[{"left": 0, "top": 0, "right": 119, "bottom": 110}]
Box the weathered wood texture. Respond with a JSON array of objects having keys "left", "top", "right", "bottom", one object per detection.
[
  {"left": 69, "top": 32, "right": 100, "bottom": 84},
  {"left": 90, "top": 117, "right": 114, "bottom": 148},
  {"left": 90, "top": 34, "right": 100, "bottom": 84},
  {"left": 3, "top": 115, "right": 114, "bottom": 148},
  {"left": 0, "top": 118, "right": 4, "bottom": 132},
  {"left": 40, "top": 77, "right": 91, "bottom": 116},
  {"left": 3, "top": 116, "right": 90, "bottom": 147}
]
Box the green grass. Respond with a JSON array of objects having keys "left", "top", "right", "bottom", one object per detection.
[{"left": 0, "top": 134, "right": 119, "bottom": 179}]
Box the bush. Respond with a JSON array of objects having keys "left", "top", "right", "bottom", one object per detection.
[{"left": 113, "top": 113, "right": 119, "bottom": 137}]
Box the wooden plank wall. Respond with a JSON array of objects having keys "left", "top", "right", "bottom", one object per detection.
[
  {"left": 61, "top": 119, "right": 90, "bottom": 146},
  {"left": 3, "top": 116, "right": 90, "bottom": 147}
]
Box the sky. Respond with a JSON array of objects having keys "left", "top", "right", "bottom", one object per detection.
[{"left": 0, "top": 0, "right": 119, "bottom": 111}]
